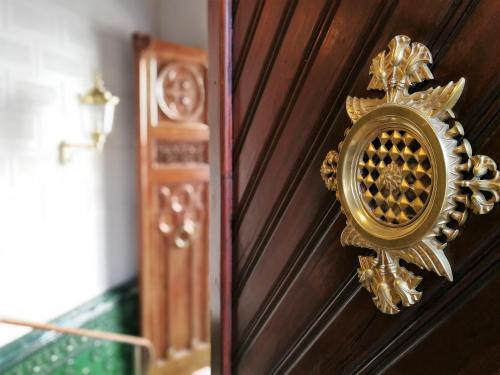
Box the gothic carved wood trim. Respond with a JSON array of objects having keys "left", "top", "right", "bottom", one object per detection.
[{"left": 155, "top": 141, "right": 208, "bottom": 165}]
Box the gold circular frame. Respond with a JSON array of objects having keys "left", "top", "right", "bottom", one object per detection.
[{"left": 337, "top": 105, "right": 449, "bottom": 249}]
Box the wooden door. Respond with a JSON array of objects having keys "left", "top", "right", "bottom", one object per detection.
[
  {"left": 133, "top": 34, "right": 210, "bottom": 371},
  {"left": 209, "top": 1, "right": 500, "bottom": 374}
]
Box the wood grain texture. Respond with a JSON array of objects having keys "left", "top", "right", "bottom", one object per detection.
[
  {"left": 234, "top": 0, "right": 338, "bottom": 288},
  {"left": 235, "top": 0, "right": 394, "bottom": 346},
  {"left": 208, "top": 1, "right": 233, "bottom": 374},
  {"left": 232, "top": 0, "right": 296, "bottom": 143},
  {"left": 232, "top": 0, "right": 264, "bottom": 89},
  {"left": 227, "top": 0, "right": 500, "bottom": 373},
  {"left": 233, "top": 0, "right": 465, "bottom": 289},
  {"left": 386, "top": 271, "right": 500, "bottom": 375},
  {"left": 289, "top": 226, "right": 500, "bottom": 374},
  {"left": 234, "top": 0, "right": 330, "bottom": 207}
]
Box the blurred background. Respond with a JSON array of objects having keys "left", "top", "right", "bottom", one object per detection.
[{"left": 0, "top": 1, "right": 208, "bottom": 374}]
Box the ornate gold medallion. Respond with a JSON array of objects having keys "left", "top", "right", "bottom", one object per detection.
[{"left": 320, "top": 35, "right": 500, "bottom": 314}]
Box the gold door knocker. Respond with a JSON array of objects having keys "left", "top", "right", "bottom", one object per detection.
[{"left": 320, "top": 35, "right": 500, "bottom": 314}]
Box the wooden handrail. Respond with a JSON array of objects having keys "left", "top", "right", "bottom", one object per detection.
[{"left": 0, "top": 317, "right": 155, "bottom": 375}]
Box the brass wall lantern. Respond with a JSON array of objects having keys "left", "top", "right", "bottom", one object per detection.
[
  {"left": 321, "top": 35, "right": 499, "bottom": 314},
  {"left": 59, "top": 75, "right": 120, "bottom": 163}
]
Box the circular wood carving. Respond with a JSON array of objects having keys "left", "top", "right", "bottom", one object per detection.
[{"left": 155, "top": 62, "right": 205, "bottom": 122}]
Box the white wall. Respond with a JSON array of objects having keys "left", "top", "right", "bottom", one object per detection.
[
  {"left": 154, "top": 0, "right": 208, "bottom": 49},
  {"left": 0, "top": 0, "right": 157, "bottom": 346}
]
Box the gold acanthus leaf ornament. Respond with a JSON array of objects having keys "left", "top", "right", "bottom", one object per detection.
[
  {"left": 320, "top": 35, "right": 500, "bottom": 314},
  {"left": 320, "top": 150, "right": 339, "bottom": 192}
]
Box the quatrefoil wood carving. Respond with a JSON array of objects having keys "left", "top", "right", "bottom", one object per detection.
[{"left": 320, "top": 35, "right": 500, "bottom": 314}]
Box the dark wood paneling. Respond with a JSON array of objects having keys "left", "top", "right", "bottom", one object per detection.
[
  {"left": 232, "top": 0, "right": 295, "bottom": 142},
  {"left": 289, "top": 223, "right": 499, "bottom": 374},
  {"left": 226, "top": 0, "right": 500, "bottom": 373},
  {"left": 234, "top": 0, "right": 459, "bottom": 355},
  {"left": 282, "top": 1, "right": 500, "bottom": 372},
  {"left": 428, "top": 0, "right": 499, "bottom": 145},
  {"left": 235, "top": 0, "right": 390, "bottom": 342},
  {"left": 386, "top": 271, "right": 500, "bottom": 375},
  {"left": 232, "top": 0, "right": 264, "bottom": 87},
  {"left": 234, "top": 0, "right": 330, "bottom": 205},
  {"left": 234, "top": 0, "right": 458, "bottom": 297}
]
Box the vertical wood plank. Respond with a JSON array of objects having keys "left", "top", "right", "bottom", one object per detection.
[{"left": 208, "top": 1, "right": 233, "bottom": 373}]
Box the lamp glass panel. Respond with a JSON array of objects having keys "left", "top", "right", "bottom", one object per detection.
[
  {"left": 102, "top": 102, "right": 116, "bottom": 134},
  {"left": 81, "top": 103, "right": 106, "bottom": 135}
]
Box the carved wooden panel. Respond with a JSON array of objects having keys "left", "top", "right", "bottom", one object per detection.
[
  {"left": 133, "top": 33, "right": 209, "bottom": 371},
  {"left": 155, "top": 62, "right": 206, "bottom": 123},
  {"left": 155, "top": 141, "right": 208, "bottom": 165},
  {"left": 156, "top": 182, "right": 209, "bottom": 351}
]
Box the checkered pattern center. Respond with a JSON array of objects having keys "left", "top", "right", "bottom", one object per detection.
[{"left": 358, "top": 130, "right": 433, "bottom": 226}]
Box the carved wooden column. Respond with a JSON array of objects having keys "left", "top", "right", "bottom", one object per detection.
[{"left": 133, "top": 34, "right": 209, "bottom": 372}]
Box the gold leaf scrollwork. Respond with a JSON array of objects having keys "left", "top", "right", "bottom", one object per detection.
[
  {"left": 460, "top": 155, "right": 500, "bottom": 215},
  {"left": 321, "top": 35, "right": 499, "bottom": 314},
  {"left": 357, "top": 252, "right": 422, "bottom": 315},
  {"left": 368, "top": 35, "right": 433, "bottom": 97},
  {"left": 320, "top": 150, "right": 339, "bottom": 191}
]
